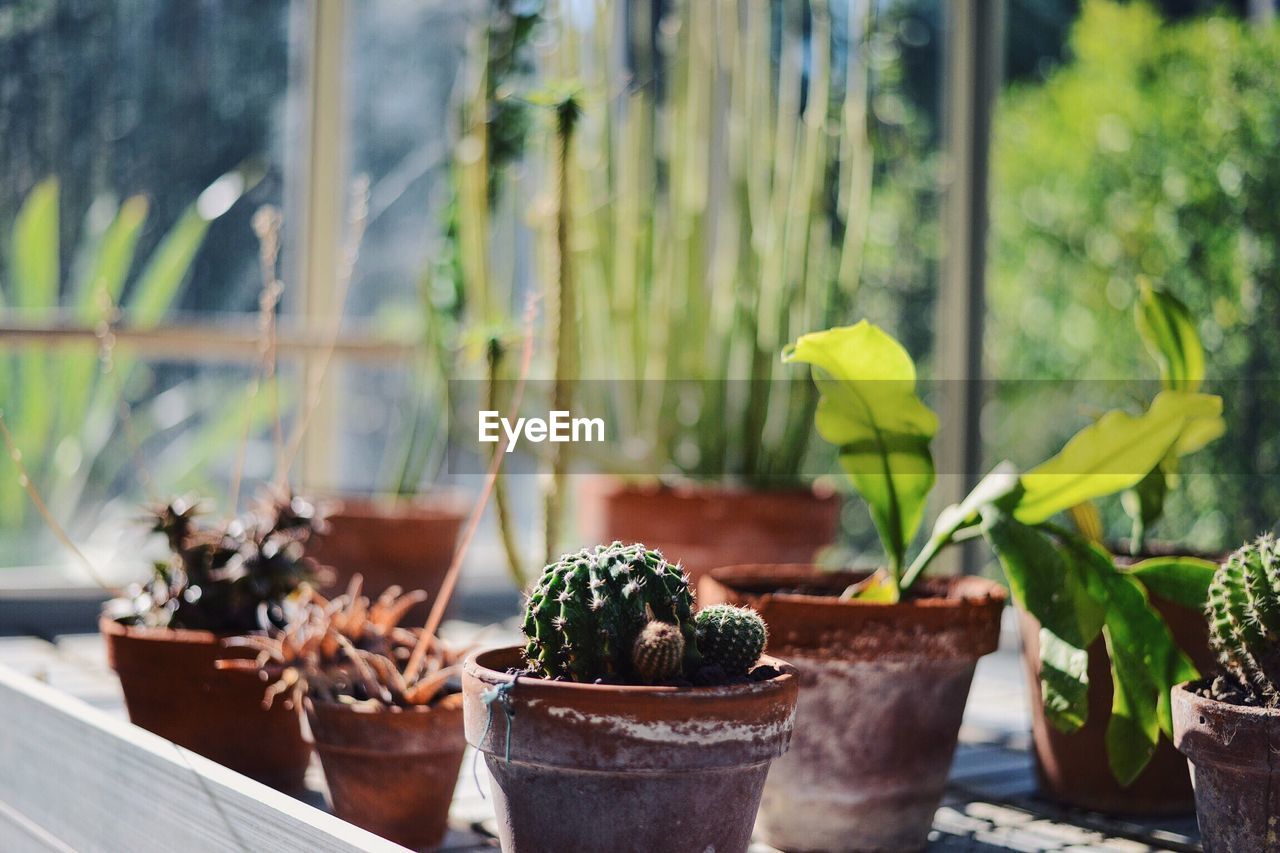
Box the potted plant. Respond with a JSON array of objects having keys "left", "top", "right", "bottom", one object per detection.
[
  {"left": 702, "top": 321, "right": 1223, "bottom": 850},
  {"left": 1020, "top": 282, "right": 1227, "bottom": 814},
  {"left": 461, "top": 541, "right": 798, "bottom": 853},
  {"left": 449, "top": 4, "right": 872, "bottom": 579},
  {"left": 100, "top": 491, "right": 324, "bottom": 790},
  {"left": 223, "top": 576, "right": 466, "bottom": 850},
  {"left": 1173, "top": 535, "right": 1280, "bottom": 851}
]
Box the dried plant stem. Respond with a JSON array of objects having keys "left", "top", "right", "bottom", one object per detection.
[
  {"left": 230, "top": 206, "right": 286, "bottom": 511},
  {"left": 407, "top": 293, "right": 540, "bottom": 680},
  {"left": 0, "top": 412, "right": 110, "bottom": 589},
  {"left": 276, "top": 177, "right": 371, "bottom": 487}
]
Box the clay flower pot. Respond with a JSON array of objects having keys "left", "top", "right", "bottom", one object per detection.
[
  {"left": 307, "top": 694, "right": 466, "bottom": 850},
  {"left": 100, "top": 616, "right": 311, "bottom": 790},
  {"left": 1172, "top": 683, "right": 1280, "bottom": 851},
  {"left": 1018, "top": 595, "right": 1213, "bottom": 815},
  {"left": 1017, "top": 548, "right": 1222, "bottom": 815},
  {"left": 578, "top": 476, "right": 840, "bottom": 583},
  {"left": 700, "top": 564, "right": 1006, "bottom": 853},
  {"left": 309, "top": 495, "right": 465, "bottom": 623},
  {"left": 461, "top": 646, "right": 798, "bottom": 853}
]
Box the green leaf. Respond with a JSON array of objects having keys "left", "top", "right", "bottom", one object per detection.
[
  {"left": 10, "top": 177, "right": 60, "bottom": 307},
  {"left": 1127, "top": 555, "right": 1217, "bottom": 610},
  {"left": 981, "top": 506, "right": 1105, "bottom": 733},
  {"left": 127, "top": 206, "right": 211, "bottom": 327},
  {"left": 784, "top": 322, "right": 938, "bottom": 578},
  {"left": 1039, "top": 626, "right": 1092, "bottom": 733},
  {"left": 1135, "top": 281, "right": 1205, "bottom": 392},
  {"left": 1102, "top": 624, "right": 1160, "bottom": 787},
  {"left": 77, "top": 195, "right": 148, "bottom": 321},
  {"left": 1056, "top": 533, "right": 1199, "bottom": 782},
  {"left": 1016, "top": 391, "right": 1223, "bottom": 525}
]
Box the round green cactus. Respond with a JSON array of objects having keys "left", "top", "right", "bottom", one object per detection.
[
  {"left": 1207, "top": 534, "right": 1280, "bottom": 706},
  {"left": 521, "top": 542, "right": 699, "bottom": 682},
  {"left": 694, "top": 604, "right": 768, "bottom": 676},
  {"left": 630, "top": 620, "right": 685, "bottom": 684}
]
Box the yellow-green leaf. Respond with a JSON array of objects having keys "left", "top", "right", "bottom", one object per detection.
[
  {"left": 1135, "top": 281, "right": 1205, "bottom": 392},
  {"left": 785, "top": 321, "right": 938, "bottom": 576},
  {"left": 11, "top": 177, "right": 60, "bottom": 307},
  {"left": 1015, "top": 391, "right": 1222, "bottom": 525}
]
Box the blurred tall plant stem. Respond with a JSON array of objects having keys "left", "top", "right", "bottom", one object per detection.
[{"left": 542, "top": 0, "right": 873, "bottom": 485}]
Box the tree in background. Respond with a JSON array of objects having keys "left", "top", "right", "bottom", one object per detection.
[{"left": 989, "top": 0, "right": 1280, "bottom": 547}]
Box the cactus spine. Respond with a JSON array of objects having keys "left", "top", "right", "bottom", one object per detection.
[
  {"left": 522, "top": 543, "right": 699, "bottom": 682},
  {"left": 630, "top": 620, "right": 686, "bottom": 683},
  {"left": 1207, "top": 534, "right": 1280, "bottom": 706},
  {"left": 694, "top": 604, "right": 768, "bottom": 676}
]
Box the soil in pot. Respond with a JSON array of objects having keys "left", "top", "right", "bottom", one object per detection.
[
  {"left": 1172, "top": 682, "right": 1280, "bottom": 852},
  {"left": 307, "top": 693, "right": 466, "bottom": 850},
  {"left": 461, "top": 646, "right": 798, "bottom": 853},
  {"left": 699, "top": 564, "right": 1006, "bottom": 853},
  {"left": 310, "top": 495, "right": 465, "bottom": 624},
  {"left": 100, "top": 615, "right": 311, "bottom": 791},
  {"left": 578, "top": 477, "right": 840, "bottom": 583},
  {"left": 1017, "top": 548, "right": 1222, "bottom": 816}
]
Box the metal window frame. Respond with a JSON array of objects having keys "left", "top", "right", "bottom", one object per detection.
[{"left": 933, "top": 0, "right": 1005, "bottom": 574}]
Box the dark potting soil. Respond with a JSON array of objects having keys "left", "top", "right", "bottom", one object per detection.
[
  {"left": 506, "top": 662, "right": 780, "bottom": 689},
  {"left": 1190, "top": 675, "right": 1280, "bottom": 709}
]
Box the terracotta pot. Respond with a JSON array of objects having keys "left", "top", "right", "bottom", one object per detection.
[
  {"left": 100, "top": 615, "right": 311, "bottom": 791},
  {"left": 310, "top": 495, "right": 465, "bottom": 623},
  {"left": 307, "top": 694, "right": 466, "bottom": 850},
  {"left": 462, "top": 646, "right": 798, "bottom": 853},
  {"left": 1017, "top": 551, "right": 1220, "bottom": 815},
  {"left": 699, "top": 564, "right": 1006, "bottom": 853},
  {"left": 578, "top": 476, "right": 840, "bottom": 583},
  {"left": 1173, "top": 683, "right": 1280, "bottom": 851}
]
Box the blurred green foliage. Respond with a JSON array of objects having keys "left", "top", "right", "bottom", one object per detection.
[{"left": 990, "top": 0, "right": 1280, "bottom": 549}]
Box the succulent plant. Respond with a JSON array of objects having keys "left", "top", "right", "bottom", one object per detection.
[
  {"left": 521, "top": 542, "right": 699, "bottom": 682},
  {"left": 222, "top": 575, "right": 459, "bottom": 710},
  {"left": 694, "top": 605, "right": 768, "bottom": 676},
  {"left": 630, "top": 620, "right": 686, "bottom": 684},
  {"left": 1207, "top": 534, "right": 1280, "bottom": 706},
  {"left": 106, "top": 489, "right": 327, "bottom": 633}
]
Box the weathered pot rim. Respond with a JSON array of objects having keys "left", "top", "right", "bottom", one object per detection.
[
  {"left": 1173, "top": 680, "right": 1280, "bottom": 724},
  {"left": 1172, "top": 681, "right": 1280, "bottom": 775},
  {"left": 701, "top": 564, "right": 1006, "bottom": 661},
  {"left": 586, "top": 474, "right": 837, "bottom": 502},
  {"left": 319, "top": 490, "right": 468, "bottom": 522},
  {"left": 463, "top": 645, "right": 798, "bottom": 771},
  {"left": 704, "top": 563, "right": 1007, "bottom": 610},
  {"left": 99, "top": 613, "right": 246, "bottom": 646},
  {"left": 464, "top": 645, "right": 796, "bottom": 698},
  {"left": 306, "top": 692, "right": 464, "bottom": 718}
]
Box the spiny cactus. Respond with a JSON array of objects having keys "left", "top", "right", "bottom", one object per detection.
[
  {"left": 631, "top": 620, "right": 685, "bottom": 684},
  {"left": 522, "top": 542, "right": 699, "bottom": 682},
  {"left": 1207, "top": 534, "right": 1280, "bottom": 706},
  {"left": 695, "top": 604, "right": 768, "bottom": 676}
]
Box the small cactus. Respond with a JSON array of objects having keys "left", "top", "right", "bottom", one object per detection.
[
  {"left": 1207, "top": 534, "right": 1280, "bottom": 706},
  {"left": 521, "top": 542, "right": 700, "bottom": 682},
  {"left": 631, "top": 620, "right": 685, "bottom": 683},
  {"left": 695, "top": 604, "right": 768, "bottom": 676}
]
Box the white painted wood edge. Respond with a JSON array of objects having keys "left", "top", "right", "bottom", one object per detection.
[{"left": 0, "top": 664, "right": 407, "bottom": 853}]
